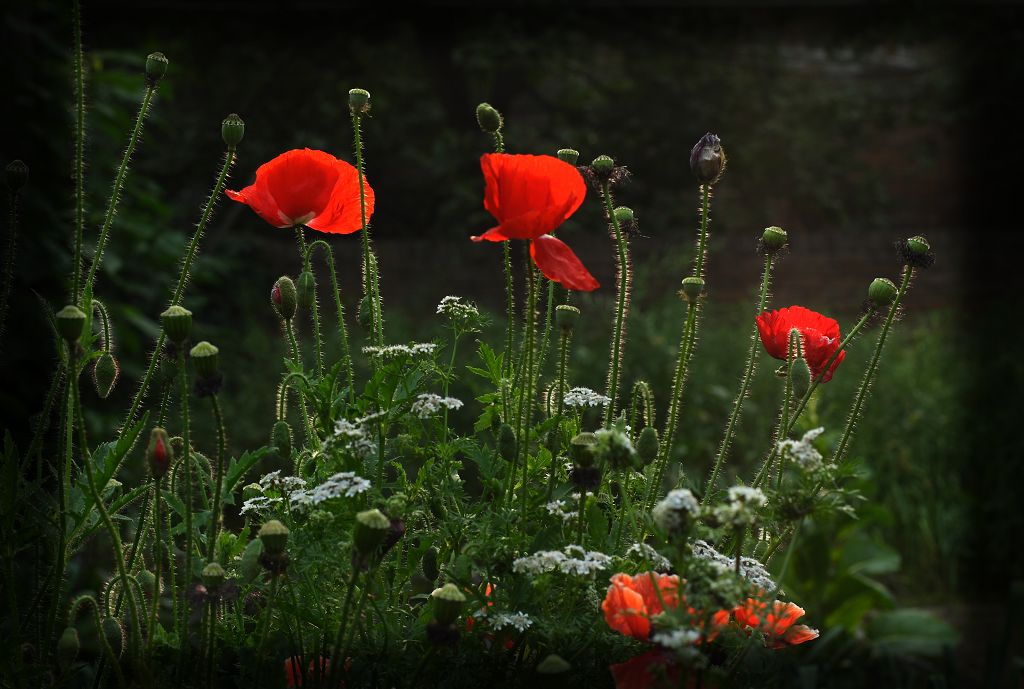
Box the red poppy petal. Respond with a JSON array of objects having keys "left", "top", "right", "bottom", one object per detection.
[
  {"left": 480, "top": 153, "right": 586, "bottom": 238},
  {"left": 226, "top": 185, "right": 290, "bottom": 228},
  {"left": 755, "top": 310, "right": 792, "bottom": 360},
  {"left": 306, "top": 160, "right": 374, "bottom": 234},
  {"left": 260, "top": 149, "right": 341, "bottom": 223},
  {"left": 530, "top": 235, "right": 599, "bottom": 292},
  {"left": 471, "top": 226, "right": 512, "bottom": 243},
  {"left": 783, "top": 624, "right": 820, "bottom": 646}
]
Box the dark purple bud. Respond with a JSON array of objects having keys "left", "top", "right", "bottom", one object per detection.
[{"left": 689, "top": 133, "right": 726, "bottom": 185}]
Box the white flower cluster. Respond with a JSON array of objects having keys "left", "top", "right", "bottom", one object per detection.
[
  {"left": 240, "top": 494, "right": 283, "bottom": 515},
  {"left": 512, "top": 545, "right": 613, "bottom": 577},
  {"left": 625, "top": 542, "right": 672, "bottom": 572},
  {"left": 322, "top": 414, "right": 381, "bottom": 459},
  {"left": 651, "top": 628, "right": 701, "bottom": 651},
  {"left": 490, "top": 612, "right": 533, "bottom": 633},
  {"left": 290, "top": 471, "right": 371, "bottom": 508},
  {"left": 714, "top": 485, "right": 767, "bottom": 528},
  {"left": 362, "top": 342, "right": 438, "bottom": 360},
  {"left": 259, "top": 470, "right": 307, "bottom": 492},
  {"left": 652, "top": 488, "right": 700, "bottom": 532},
  {"left": 778, "top": 427, "right": 826, "bottom": 473},
  {"left": 563, "top": 387, "right": 611, "bottom": 409},
  {"left": 410, "top": 393, "right": 464, "bottom": 419},
  {"left": 436, "top": 296, "right": 480, "bottom": 327},
  {"left": 692, "top": 540, "right": 777, "bottom": 593},
  {"left": 545, "top": 499, "right": 578, "bottom": 523}
]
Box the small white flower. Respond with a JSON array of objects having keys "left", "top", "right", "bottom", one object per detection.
[
  {"left": 240, "top": 495, "right": 283, "bottom": 515},
  {"left": 545, "top": 500, "right": 578, "bottom": 523},
  {"left": 436, "top": 296, "right": 481, "bottom": 328},
  {"left": 289, "top": 471, "right": 371, "bottom": 508},
  {"left": 624, "top": 542, "right": 672, "bottom": 572},
  {"left": 512, "top": 545, "right": 612, "bottom": 577},
  {"left": 490, "top": 612, "right": 533, "bottom": 633},
  {"left": 410, "top": 393, "right": 464, "bottom": 419},
  {"left": 362, "top": 343, "right": 438, "bottom": 360},
  {"left": 651, "top": 628, "right": 701, "bottom": 651},
  {"left": 259, "top": 471, "right": 307, "bottom": 492},
  {"left": 692, "top": 540, "right": 777, "bottom": 593},
  {"left": 652, "top": 488, "right": 700, "bottom": 532},
  {"left": 778, "top": 426, "right": 826, "bottom": 473},
  {"left": 562, "top": 387, "right": 611, "bottom": 409},
  {"left": 727, "top": 486, "right": 767, "bottom": 508}
]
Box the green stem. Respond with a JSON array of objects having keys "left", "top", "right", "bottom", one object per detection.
[
  {"left": 502, "top": 242, "right": 515, "bottom": 421},
  {"left": 71, "top": 0, "right": 85, "bottom": 305},
  {"left": 178, "top": 349, "right": 194, "bottom": 663},
  {"left": 351, "top": 111, "right": 383, "bottom": 346},
  {"left": 602, "top": 182, "right": 630, "bottom": 426},
  {"left": 613, "top": 471, "right": 632, "bottom": 551},
  {"left": 256, "top": 572, "right": 280, "bottom": 660},
  {"left": 518, "top": 262, "right": 539, "bottom": 516},
  {"left": 206, "top": 396, "right": 226, "bottom": 560},
  {"left": 329, "top": 568, "right": 360, "bottom": 688},
  {"left": 575, "top": 491, "right": 587, "bottom": 547},
  {"left": 148, "top": 478, "right": 161, "bottom": 655},
  {"left": 694, "top": 185, "right": 711, "bottom": 280},
  {"left": 307, "top": 239, "right": 355, "bottom": 398},
  {"left": 772, "top": 332, "right": 799, "bottom": 491},
  {"left": 442, "top": 331, "right": 460, "bottom": 445},
  {"left": 702, "top": 256, "right": 773, "bottom": 505},
  {"left": 545, "top": 330, "right": 571, "bottom": 502},
  {"left": 46, "top": 359, "right": 74, "bottom": 663},
  {"left": 284, "top": 319, "right": 316, "bottom": 448},
  {"left": 295, "top": 227, "right": 323, "bottom": 377}
]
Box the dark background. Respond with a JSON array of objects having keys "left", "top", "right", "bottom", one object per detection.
[{"left": 3, "top": 0, "right": 1023, "bottom": 677}]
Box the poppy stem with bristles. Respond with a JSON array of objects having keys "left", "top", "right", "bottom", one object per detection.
[
  {"left": 602, "top": 182, "right": 631, "bottom": 427},
  {"left": 295, "top": 227, "right": 324, "bottom": 377},
  {"left": 307, "top": 240, "right": 355, "bottom": 400},
  {"left": 351, "top": 110, "right": 384, "bottom": 347}
]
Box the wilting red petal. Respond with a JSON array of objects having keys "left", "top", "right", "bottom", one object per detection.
[
  {"left": 284, "top": 656, "right": 331, "bottom": 688},
  {"left": 480, "top": 153, "right": 585, "bottom": 240},
  {"left": 603, "top": 574, "right": 651, "bottom": 639},
  {"left": 610, "top": 651, "right": 683, "bottom": 689},
  {"left": 782, "top": 624, "right": 820, "bottom": 646},
  {"left": 530, "top": 235, "right": 599, "bottom": 292},
  {"left": 755, "top": 305, "right": 845, "bottom": 382},
  {"left": 307, "top": 161, "right": 374, "bottom": 235}
]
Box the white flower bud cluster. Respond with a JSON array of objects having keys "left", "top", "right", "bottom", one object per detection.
[
  {"left": 411, "top": 393, "right": 464, "bottom": 419},
  {"left": 778, "top": 427, "right": 826, "bottom": 473},
  {"left": 512, "top": 545, "right": 613, "bottom": 577},
  {"left": 563, "top": 387, "right": 611, "bottom": 409},
  {"left": 714, "top": 486, "right": 767, "bottom": 528},
  {"left": 362, "top": 342, "right": 438, "bottom": 360},
  {"left": 692, "top": 540, "right": 777, "bottom": 593},
  {"left": 652, "top": 488, "right": 700, "bottom": 532},
  {"left": 289, "top": 472, "right": 371, "bottom": 508}
]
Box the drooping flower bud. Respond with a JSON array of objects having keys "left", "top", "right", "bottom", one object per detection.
[
  {"left": 759, "top": 226, "right": 789, "bottom": 255},
  {"left": 295, "top": 271, "right": 316, "bottom": 311},
  {"left": 430, "top": 583, "right": 467, "bottom": 625},
  {"left": 5, "top": 159, "right": 28, "bottom": 192},
  {"left": 497, "top": 423, "right": 517, "bottom": 463},
  {"left": 790, "top": 356, "right": 811, "bottom": 399},
  {"left": 897, "top": 235, "right": 935, "bottom": 269},
  {"left": 556, "top": 148, "right": 579, "bottom": 165},
  {"left": 689, "top": 132, "right": 725, "bottom": 185},
  {"left": 160, "top": 305, "right": 193, "bottom": 345},
  {"left": 92, "top": 352, "right": 120, "bottom": 399},
  {"left": 271, "top": 420, "right": 292, "bottom": 462},
  {"left": 680, "top": 276, "right": 705, "bottom": 303},
  {"left": 57, "top": 627, "right": 80, "bottom": 670},
  {"left": 259, "top": 519, "right": 290, "bottom": 556},
  {"left": 221, "top": 113, "right": 245, "bottom": 149},
  {"left": 867, "top": 277, "right": 898, "bottom": 307},
  {"left": 271, "top": 276, "right": 297, "bottom": 321},
  {"left": 537, "top": 654, "right": 572, "bottom": 674},
  {"left": 147, "top": 427, "right": 173, "bottom": 478},
  {"left": 100, "top": 617, "right": 124, "bottom": 658},
  {"left": 201, "top": 562, "right": 226, "bottom": 590},
  {"left": 555, "top": 304, "right": 580, "bottom": 334},
  {"left": 144, "top": 52, "right": 169, "bottom": 86},
  {"left": 353, "top": 509, "right": 390, "bottom": 555},
  {"left": 349, "top": 88, "right": 371, "bottom": 115},
  {"left": 357, "top": 294, "right": 373, "bottom": 331},
  {"left": 189, "top": 341, "right": 219, "bottom": 380},
  {"left": 138, "top": 569, "right": 157, "bottom": 597},
  {"left": 475, "top": 103, "right": 503, "bottom": 134},
  {"left": 421, "top": 547, "right": 439, "bottom": 582},
  {"left": 636, "top": 426, "right": 659, "bottom": 466},
  {"left": 55, "top": 305, "right": 86, "bottom": 343}
]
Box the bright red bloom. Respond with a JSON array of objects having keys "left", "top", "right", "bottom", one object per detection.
[
  {"left": 284, "top": 656, "right": 331, "bottom": 687},
  {"left": 755, "top": 305, "right": 846, "bottom": 382},
  {"left": 226, "top": 148, "right": 373, "bottom": 234},
  {"left": 734, "top": 598, "right": 819, "bottom": 649},
  {"left": 602, "top": 573, "right": 680, "bottom": 639},
  {"left": 472, "top": 153, "right": 598, "bottom": 292}
]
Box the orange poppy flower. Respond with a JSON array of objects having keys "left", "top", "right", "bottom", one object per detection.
[
  {"left": 602, "top": 573, "right": 680, "bottom": 639},
  {"left": 734, "top": 598, "right": 819, "bottom": 649}
]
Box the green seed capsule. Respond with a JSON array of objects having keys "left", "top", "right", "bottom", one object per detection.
[
  {"left": 55, "top": 305, "right": 86, "bottom": 343},
  {"left": 353, "top": 509, "right": 390, "bottom": 554},
  {"left": 259, "top": 519, "right": 290, "bottom": 556},
  {"left": 431, "top": 583, "right": 466, "bottom": 625}
]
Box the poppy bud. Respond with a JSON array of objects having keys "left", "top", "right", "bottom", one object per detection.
[
  {"left": 147, "top": 427, "right": 173, "bottom": 478},
  {"left": 55, "top": 305, "right": 86, "bottom": 343},
  {"left": 144, "top": 52, "right": 169, "bottom": 86},
  {"left": 241, "top": 483, "right": 262, "bottom": 502},
  {"left": 271, "top": 276, "right": 297, "bottom": 321},
  {"left": 591, "top": 154, "right": 615, "bottom": 175},
  {"left": 475, "top": 103, "right": 503, "bottom": 134},
  {"left": 430, "top": 583, "right": 466, "bottom": 625},
  {"left": 570, "top": 431, "right": 598, "bottom": 468},
  {"left": 138, "top": 569, "right": 157, "bottom": 597},
  {"left": 868, "top": 277, "right": 898, "bottom": 307},
  {"left": 271, "top": 420, "right": 292, "bottom": 462},
  {"left": 689, "top": 132, "right": 725, "bottom": 185},
  {"left": 555, "top": 304, "right": 580, "bottom": 334},
  {"left": 57, "top": 627, "right": 79, "bottom": 670},
  {"left": 92, "top": 352, "right": 120, "bottom": 398},
  {"left": 189, "top": 341, "right": 219, "bottom": 380},
  {"left": 790, "top": 356, "right": 811, "bottom": 399},
  {"left": 636, "top": 426, "right": 659, "bottom": 466},
  {"left": 221, "top": 113, "right": 245, "bottom": 149},
  {"left": 898, "top": 234, "right": 935, "bottom": 269},
  {"left": 353, "top": 509, "right": 390, "bottom": 555},
  {"left": 239, "top": 538, "right": 263, "bottom": 582},
  {"left": 160, "top": 305, "right": 193, "bottom": 344},
  {"left": 349, "top": 88, "right": 371, "bottom": 114},
  {"left": 357, "top": 295, "right": 373, "bottom": 331},
  {"left": 537, "top": 654, "right": 572, "bottom": 674},
  {"left": 556, "top": 149, "right": 579, "bottom": 165},
  {"left": 613, "top": 206, "right": 634, "bottom": 226},
  {"left": 497, "top": 423, "right": 517, "bottom": 462},
  {"left": 202, "top": 562, "right": 226, "bottom": 589},
  {"left": 760, "top": 226, "right": 788, "bottom": 255},
  {"left": 421, "top": 547, "right": 439, "bottom": 582},
  {"left": 5, "top": 159, "right": 28, "bottom": 192},
  {"left": 259, "top": 519, "right": 290, "bottom": 556},
  {"left": 101, "top": 617, "right": 124, "bottom": 658},
  {"left": 296, "top": 271, "right": 316, "bottom": 310},
  {"left": 680, "top": 277, "right": 705, "bottom": 303},
  {"left": 385, "top": 492, "right": 408, "bottom": 519},
  {"left": 428, "top": 497, "right": 447, "bottom": 520}
]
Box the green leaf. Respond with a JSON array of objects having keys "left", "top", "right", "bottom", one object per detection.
[{"left": 866, "top": 609, "right": 958, "bottom": 656}]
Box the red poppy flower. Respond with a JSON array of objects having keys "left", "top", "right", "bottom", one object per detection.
[
  {"left": 471, "top": 153, "right": 598, "bottom": 292},
  {"left": 602, "top": 573, "right": 680, "bottom": 639},
  {"left": 734, "top": 599, "right": 819, "bottom": 649},
  {"left": 755, "top": 305, "right": 846, "bottom": 382},
  {"left": 226, "top": 148, "right": 373, "bottom": 234},
  {"left": 284, "top": 655, "right": 331, "bottom": 688}
]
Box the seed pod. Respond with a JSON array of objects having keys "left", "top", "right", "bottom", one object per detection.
[
  {"left": 259, "top": 519, "right": 290, "bottom": 556},
  {"left": 556, "top": 148, "right": 579, "bottom": 165},
  {"left": 497, "top": 423, "right": 517, "bottom": 463},
  {"left": 271, "top": 420, "right": 292, "bottom": 462},
  {"left": 689, "top": 132, "right": 725, "bottom": 185},
  {"left": 421, "top": 547, "right": 439, "bottom": 582},
  {"left": 868, "top": 277, "right": 898, "bottom": 307},
  {"left": 591, "top": 154, "right": 614, "bottom": 175},
  {"left": 897, "top": 234, "right": 935, "bottom": 269},
  {"left": 189, "top": 341, "right": 220, "bottom": 380},
  {"left": 570, "top": 432, "right": 598, "bottom": 468},
  {"left": 147, "top": 427, "right": 173, "bottom": 479},
  {"left": 221, "top": 113, "right": 245, "bottom": 149},
  {"left": 296, "top": 271, "right": 316, "bottom": 310},
  {"left": 145, "top": 52, "right": 169, "bottom": 86},
  {"left": 5, "top": 159, "right": 28, "bottom": 192},
  {"left": 475, "top": 103, "right": 502, "bottom": 134},
  {"left": 760, "top": 226, "right": 788, "bottom": 255},
  {"left": 101, "top": 617, "right": 124, "bottom": 658},
  {"left": 636, "top": 426, "right": 660, "bottom": 466},
  {"left": 430, "top": 583, "right": 466, "bottom": 625},
  {"left": 160, "top": 305, "right": 193, "bottom": 344},
  {"left": 349, "top": 88, "right": 371, "bottom": 114},
  {"left": 57, "top": 627, "right": 80, "bottom": 671},
  {"left": 353, "top": 509, "right": 390, "bottom": 555},
  {"left": 680, "top": 277, "right": 705, "bottom": 303},
  {"left": 271, "top": 277, "right": 297, "bottom": 321},
  {"left": 55, "top": 305, "right": 86, "bottom": 343},
  {"left": 555, "top": 304, "right": 580, "bottom": 334},
  {"left": 93, "top": 352, "right": 120, "bottom": 399},
  {"left": 202, "top": 562, "right": 226, "bottom": 590}
]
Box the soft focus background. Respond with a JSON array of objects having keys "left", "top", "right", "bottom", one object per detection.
[{"left": 3, "top": 1, "right": 1023, "bottom": 685}]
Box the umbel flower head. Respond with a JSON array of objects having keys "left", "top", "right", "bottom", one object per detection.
[
  {"left": 471, "top": 153, "right": 599, "bottom": 292},
  {"left": 755, "top": 306, "right": 846, "bottom": 382},
  {"left": 226, "top": 148, "right": 374, "bottom": 233}
]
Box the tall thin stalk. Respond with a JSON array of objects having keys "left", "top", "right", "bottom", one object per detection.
[{"left": 602, "top": 186, "right": 631, "bottom": 426}]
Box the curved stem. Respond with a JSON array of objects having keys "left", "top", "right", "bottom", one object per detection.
[
  {"left": 602, "top": 182, "right": 630, "bottom": 426},
  {"left": 307, "top": 239, "right": 354, "bottom": 398},
  {"left": 284, "top": 319, "right": 317, "bottom": 448},
  {"left": 206, "top": 396, "right": 226, "bottom": 560}
]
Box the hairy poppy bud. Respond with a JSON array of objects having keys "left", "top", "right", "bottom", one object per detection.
[
  {"left": 221, "top": 113, "right": 245, "bottom": 149},
  {"left": 239, "top": 538, "right": 263, "bottom": 582},
  {"left": 55, "top": 305, "right": 86, "bottom": 343},
  {"left": 868, "top": 277, "right": 898, "bottom": 307},
  {"left": 5, "top": 159, "right": 28, "bottom": 192},
  {"left": 790, "top": 356, "right": 811, "bottom": 399},
  {"left": 271, "top": 276, "right": 297, "bottom": 320},
  {"left": 570, "top": 431, "right": 598, "bottom": 468},
  {"left": 349, "top": 88, "right": 371, "bottom": 114},
  {"left": 689, "top": 132, "right": 725, "bottom": 185},
  {"left": 101, "top": 617, "right": 124, "bottom": 658},
  {"left": 189, "top": 341, "right": 219, "bottom": 380},
  {"left": 202, "top": 562, "right": 226, "bottom": 589},
  {"left": 357, "top": 295, "right": 373, "bottom": 331},
  {"left": 428, "top": 497, "right": 447, "bottom": 520},
  {"left": 57, "top": 627, "right": 79, "bottom": 670},
  {"left": 760, "top": 226, "right": 788, "bottom": 255},
  {"left": 92, "top": 352, "right": 120, "bottom": 398},
  {"left": 898, "top": 234, "right": 935, "bottom": 269},
  {"left": 591, "top": 155, "right": 614, "bottom": 175},
  {"left": 680, "top": 277, "right": 705, "bottom": 303},
  {"left": 138, "top": 569, "right": 157, "bottom": 597},
  {"left": 160, "top": 305, "right": 192, "bottom": 344},
  {"left": 555, "top": 304, "right": 580, "bottom": 334},
  {"left": 497, "top": 423, "right": 517, "bottom": 463},
  {"left": 475, "top": 103, "right": 503, "bottom": 134},
  {"left": 147, "top": 427, "right": 172, "bottom": 478},
  {"left": 145, "top": 52, "right": 168, "bottom": 86},
  {"left": 259, "top": 519, "right": 290, "bottom": 556},
  {"left": 296, "top": 271, "right": 316, "bottom": 310},
  {"left": 421, "top": 547, "right": 439, "bottom": 582},
  {"left": 431, "top": 583, "right": 466, "bottom": 625},
  {"left": 613, "top": 206, "right": 634, "bottom": 226},
  {"left": 537, "top": 654, "right": 571, "bottom": 674},
  {"left": 353, "top": 509, "right": 390, "bottom": 555},
  {"left": 557, "top": 148, "right": 579, "bottom": 165},
  {"left": 385, "top": 492, "right": 408, "bottom": 519},
  {"left": 271, "top": 420, "right": 292, "bottom": 462},
  {"left": 636, "top": 426, "right": 659, "bottom": 466}
]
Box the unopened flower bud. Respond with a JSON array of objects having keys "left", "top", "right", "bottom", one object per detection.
[
  {"left": 430, "top": 583, "right": 466, "bottom": 625},
  {"left": 147, "top": 427, "right": 173, "bottom": 478},
  {"left": 296, "top": 271, "right": 316, "bottom": 311},
  {"left": 613, "top": 206, "right": 634, "bottom": 225},
  {"left": 907, "top": 235, "right": 930, "bottom": 255},
  {"left": 271, "top": 276, "right": 297, "bottom": 320},
  {"left": 138, "top": 569, "right": 157, "bottom": 597},
  {"left": 591, "top": 155, "right": 614, "bottom": 175},
  {"left": 353, "top": 509, "right": 390, "bottom": 555},
  {"left": 897, "top": 234, "right": 935, "bottom": 269},
  {"left": 636, "top": 426, "right": 660, "bottom": 466},
  {"left": 557, "top": 149, "right": 579, "bottom": 165},
  {"left": 570, "top": 431, "right": 598, "bottom": 468},
  {"left": 241, "top": 483, "right": 262, "bottom": 502},
  {"left": 101, "top": 617, "right": 124, "bottom": 658},
  {"left": 689, "top": 132, "right": 725, "bottom": 185},
  {"left": 555, "top": 305, "right": 580, "bottom": 334},
  {"left": 145, "top": 52, "right": 169, "bottom": 86},
  {"left": 57, "top": 627, "right": 80, "bottom": 670},
  {"left": 202, "top": 562, "right": 226, "bottom": 589},
  {"left": 349, "top": 88, "right": 371, "bottom": 114},
  {"left": 475, "top": 103, "right": 503, "bottom": 134},
  {"left": 790, "top": 356, "right": 811, "bottom": 399},
  {"left": 55, "top": 305, "right": 86, "bottom": 343},
  {"left": 5, "top": 159, "right": 28, "bottom": 192},
  {"left": 498, "top": 423, "right": 517, "bottom": 463},
  {"left": 421, "top": 547, "right": 439, "bottom": 582},
  {"left": 868, "top": 277, "right": 898, "bottom": 307},
  {"left": 92, "top": 352, "right": 120, "bottom": 399},
  {"left": 357, "top": 295, "right": 373, "bottom": 331},
  {"left": 680, "top": 277, "right": 705, "bottom": 303},
  {"left": 160, "top": 305, "right": 192, "bottom": 344},
  {"left": 189, "top": 341, "right": 219, "bottom": 380},
  {"left": 272, "top": 420, "right": 292, "bottom": 462},
  {"left": 537, "top": 654, "right": 572, "bottom": 674},
  {"left": 760, "top": 226, "right": 788, "bottom": 255},
  {"left": 221, "top": 113, "right": 245, "bottom": 149},
  {"left": 259, "top": 519, "right": 290, "bottom": 556}
]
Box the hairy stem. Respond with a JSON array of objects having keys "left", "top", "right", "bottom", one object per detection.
[
  {"left": 206, "top": 396, "right": 226, "bottom": 560},
  {"left": 602, "top": 182, "right": 631, "bottom": 426},
  {"left": 307, "top": 239, "right": 354, "bottom": 398},
  {"left": 351, "top": 111, "right": 383, "bottom": 346}
]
